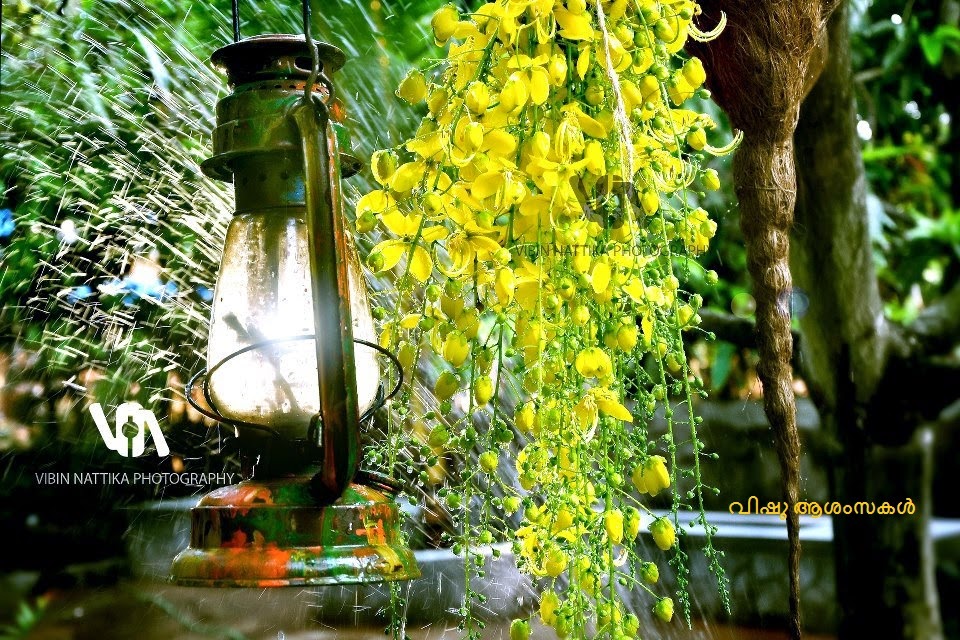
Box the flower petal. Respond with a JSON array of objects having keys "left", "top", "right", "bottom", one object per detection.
[{"left": 409, "top": 244, "right": 433, "bottom": 282}]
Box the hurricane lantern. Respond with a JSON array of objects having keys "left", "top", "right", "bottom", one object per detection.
[{"left": 170, "top": 33, "right": 419, "bottom": 587}]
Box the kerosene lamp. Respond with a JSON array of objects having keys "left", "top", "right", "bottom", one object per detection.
[{"left": 170, "top": 8, "right": 418, "bottom": 586}]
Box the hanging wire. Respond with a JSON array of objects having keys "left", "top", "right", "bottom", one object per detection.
[
  {"left": 231, "top": 0, "right": 240, "bottom": 42},
  {"left": 301, "top": 0, "right": 321, "bottom": 104}
]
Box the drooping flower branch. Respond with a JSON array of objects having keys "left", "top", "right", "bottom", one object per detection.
[{"left": 360, "top": 1, "right": 736, "bottom": 637}]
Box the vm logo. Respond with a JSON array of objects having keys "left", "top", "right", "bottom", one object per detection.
[{"left": 89, "top": 402, "right": 170, "bottom": 458}]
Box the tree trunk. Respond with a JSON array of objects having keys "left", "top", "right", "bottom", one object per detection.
[{"left": 791, "top": 5, "right": 944, "bottom": 639}]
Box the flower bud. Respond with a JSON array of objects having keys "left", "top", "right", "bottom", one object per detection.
[
  {"left": 639, "top": 561, "right": 660, "bottom": 584},
  {"left": 649, "top": 517, "right": 676, "bottom": 551},
  {"left": 703, "top": 168, "right": 721, "bottom": 191},
  {"left": 624, "top": 506, "right": 641, "bottom": 540},
  {"left": 474, "top": 376, "right": 494, "bottom": 405},
  {"left": 434, "top": 370, "right": 460, "bottom": 400},
  {"left": 686, "top": 127, "right": 707, "bottom": 151},
  {"left": 653, "top": 596, "right": 674, "bottom": 623},
  {"left": 431, "top": 4, "right": 460, "bottom": 45},
  {"left": 465, "top": 81, "right": 490, "bottom": 114},
  {"left": 510, "top": 619, "right": 531, "bottom": 640},
  {"left": 479, "top": 450, "right": 499, "bottom": 473},
  {"left": 604, "top": 510, "right": 624, "bottom": 544},
  {"left": 371, "top": 149, "right": 398, "bottom": 186},
  {"left": 682, "top": 57, "right": 707, "bottom": 88},
  {"left": 442, "top": 331, "right": 470, "bottom": 367}
]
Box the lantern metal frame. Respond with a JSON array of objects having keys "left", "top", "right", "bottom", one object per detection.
[{"left": 169, "top": 0, "right": 420, "bottom": 587}]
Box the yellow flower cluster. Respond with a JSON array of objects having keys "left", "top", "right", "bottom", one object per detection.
[{"left": 361, "top": 0, "right": 730, "bottom": 636}]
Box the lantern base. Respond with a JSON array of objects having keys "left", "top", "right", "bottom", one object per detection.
[{"left": 170, "top": 477, "right": 419, "bottom": 587}]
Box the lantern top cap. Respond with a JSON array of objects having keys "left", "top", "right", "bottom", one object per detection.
[{"left": 211, "top": 34, "right": 347, "bottom": 86}]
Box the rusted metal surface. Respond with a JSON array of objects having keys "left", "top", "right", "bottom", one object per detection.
[
  {"left": 171, "top": 477, "right": 419, "bottom": 586},
  {"left": 201, "top": 34, "right": 359, "bottom": 182}
]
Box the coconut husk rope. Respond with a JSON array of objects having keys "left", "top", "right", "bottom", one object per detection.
[{"left": 687, "top": 2, "right": 842, "bottom": 639}]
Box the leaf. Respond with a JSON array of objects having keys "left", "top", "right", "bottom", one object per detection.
[
  {"left": 710, "top": 341, "right": 736, "bottom": 392},
  {"left": 918, "top": 33, "right": 944, "bottom": 65}
]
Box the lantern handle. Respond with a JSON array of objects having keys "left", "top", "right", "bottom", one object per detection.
[
  {"left": 231, "top": 0, "right": 240, "bottom": 42},
  {"left": 291, "top": 96, "right": 360, "bottom": 506}
]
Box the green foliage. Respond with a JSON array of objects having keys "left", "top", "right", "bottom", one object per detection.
[
  {"left": 851, "top": 0, "right": 959, "bottom": 322},
  {"left": 0, "top": 596, "right": 48, "bottom": 639},
  {"left": 0, "top": 0, "right": 433, "bottom": 411}
]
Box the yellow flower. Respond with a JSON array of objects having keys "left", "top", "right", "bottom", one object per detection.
[
  {"left": 583, "top": 140, "right": 605, "bottom": 176},
  {"left": 499, "top": 72, "right": 529, "bottom": 115},
  {"left": 631, "top": 455, "right": 670, "bottom": 496},
  {"left": 434, "top": 370, "right": 460, "bottom": 400},
  {"left": 494, "top": 267, "right": 516, "bottom": 306},
  {"left": 553, "top": 112, "right": 585, "bottom": 162},
  {"left": 604, "top": 510, "right": 624, "bottom": 544},
  {"left": 554, "top": 5, "right": 594, "bottom": 40},
  {"left": 543, "top": 545, "right": 568, "bottom": 577},
  {"left": 389, "top": 161, "right": 424, "bottom": 192},
  {"left": 355, "top": 190, "right": 396, "bottom": 219},
  {"left": 442, "top": 331, "right": 471, "bottom": 367},
  {"left": 575, "top": 347, "right": 613, "bottom": 379},
  {"left": 506, "top": 54, "right": 552, "bottom": 105},
  {"left": 573, "top": 393, "right": 598, "bottom": 434},
  {"left": 617, "top": 324, "right": 639, "bottom": 352},
  {"left": 515, "top": 402, "right": 537, "bottom": 434},
  {"left": 540, "top": 590, "right": 560, "bottom": 627},
  {"left": 649, "top": 517, "right": 676, "bottom": 551},
  {"left": 547, "top": 54, "right": 568, "bottom": 85},
  {"left": 396, "top": 69, "right": 427, "bottom": 104},
  {"left": 474, "top": 376, "right": 494, "bottom": 405},
  {"left": 431, "top": 4, "right": 460, "bottom": 45},
  {"left": 464, "top": 80, "right": 490, "bottom": 114},
  {"left": 591, "top": 387, "right": 633, "bottom": 421},
  {"left": 453, "top": 119, "right": 485, "bottom": 154}
]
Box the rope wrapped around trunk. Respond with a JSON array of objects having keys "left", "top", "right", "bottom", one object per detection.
[{"left": 687, "top": 2, "right": 841, "bottom": 638}]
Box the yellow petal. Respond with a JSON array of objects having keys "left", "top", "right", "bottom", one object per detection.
[
  {"left": 576, "top": 45, "right": 591, "bottom": 80},
  {"left": 381, "top": 209, "right": 417, "bottom": 237},
  {"left": 409, "top": 244, "right": 433, "bottom": 282},
  {"left": 483, "top": 129, "right": 518, "bottom": 158},
  {"left": 400, "top": 313, "right": 422, "bottom": 329},
  {"left": 528, "top": 67, "right": 550, "bottom": 105},
  {"left": 554, "top": 6, "right": 594, "bottom": 40},
  {"left": 370, "top": 239, "right": 408, "bottom": 272},
  {"left": 472, "top": 171, "right": 505, "bottom": 200},
  {"left": 356, "top": 190, "right": 395, "bottom": 216},
  {"left": 577, "top": 110, "right": 608, "bottom": 139},
  {"left": 591, "top": 261, "right": 611, "bottom": 294},
  {"left": 597, "top": 397, "right": 633, "bottom": 422},
  {"left": 391, "top": 162, "right": 424, "bottom": 192},
  {"left": 469, "top": 234, "right": 502, "bottom": 256},
  {"left": 421, "top": 225, "right": 449, "bottom": 243},
  {"left": 495, "top": 267, "right": 515, "bottom": 305}
]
